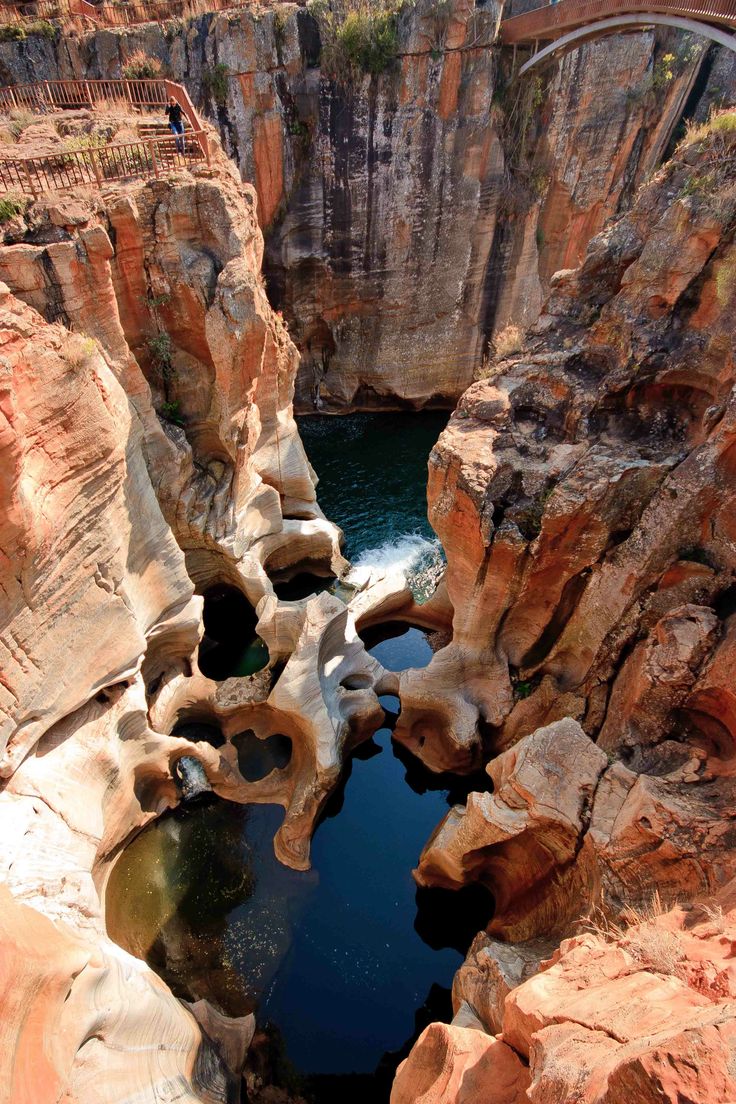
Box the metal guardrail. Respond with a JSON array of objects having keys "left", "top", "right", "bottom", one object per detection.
[
  {"left": 0, "top": 77, "right": 210, "bottom": 194},
  {"left": 0, "top": 0, "right": 255, "bottom": 27},
  {"left": 499, "top": 0, "right": 736, "bottom": 42},
  {"left": 0, "top": 130, "right": 207, "bottom": 194},
  {"left": 0, "top": 77, "right": 168, "bottom": 111}
]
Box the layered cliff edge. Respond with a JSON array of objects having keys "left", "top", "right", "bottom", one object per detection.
[
  {"left": 0, "top": 116, "right": 412, "bottom": 1100},
  {"left": 0, "top": 0, "right": 733, "bottom": 409},
  {"left": 390, "top": 112, "right": 736, "bottom": 1102}
]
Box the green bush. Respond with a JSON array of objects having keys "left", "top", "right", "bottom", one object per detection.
[
  {"left": 316, "top": 0, "right": 401, "bottom": 83},
  {"left": 0, "top": 23, "right": 27, "bottom": 41},
  {"left": 26, "top": 19, "right": 56, "bottom": 38},
  {"left": 202, "top": 63, "right": 229, "bottom": 107},
  {"left": 334, "top": 8, "right": 398, "bottom": 75},
  {"left": 515, "top": 679, "right": 534, "bottom": 700},
  {"left": 148, "top": 331, "right": 174, "bottom": 380},
  {"left": 160, "top": 399, "right": 184, "bottom": 425},
  {"left": 0, "top": 195, "right": 26, "bottom": 223},
  {"left": 710, "top": 110, "right": 736, "bottom": 136},
  {"left": 0, "top": 19, "right": 57, "bottom": 40}
]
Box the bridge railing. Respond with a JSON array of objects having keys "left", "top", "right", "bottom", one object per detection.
[
  {"left": 500, "top": 0, "right": 736, "bottom": 42},
  {"left": 0, "top": 77, "right": 169, "bottom": 113},
  {"left": 0, "top": 129, "right": 208, "bottom": 194}
]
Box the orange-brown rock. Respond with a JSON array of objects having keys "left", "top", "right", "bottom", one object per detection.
[
  {"left": 403, "top": 887, "right": 736, "bottom": 1104},
  {"left": 510, "top": 893, "right": 736, "bottom": 1103},
  {"left": 391, "top": 1022, "right": 530, "bottom": 1104},
  {"left": 0, "top": 4, "right": 725, "bottom": 410},
  {"left": 397, "top": 116, "right": 736, "bottom": 781},
  {"left": 0, "top": 136, "right": 409, "bottom": 1102}
]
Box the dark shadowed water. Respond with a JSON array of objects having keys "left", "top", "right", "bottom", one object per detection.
[
  {"left": 107, "top": 414, "right": 491, "bottom": 1102},
  {"left": 297, "top": 412, "right": 448, "bottom": 560}
]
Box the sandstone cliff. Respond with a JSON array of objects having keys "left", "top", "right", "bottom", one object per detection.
[
  {"left": 0, "top": 117, "right": 409, "bottom": 1099},
  {"left": 0, "top": 0, "right": 731, "bottom": 408},
  {"left": 392, "top": 107, "right": 736, "bottom": 1103}
]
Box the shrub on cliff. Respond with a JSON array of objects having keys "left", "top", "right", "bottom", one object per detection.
[
  {"left": 310, "top": 0, "right": 401, "bottom": 82},
  {"left": 0, "top": 194, "right": 28, "bottom": 224},
  {"left": 0, "top": 19, "right": 56, "bottom": 40},
  {"left": 494, "top": 324, "right": 523, "bottom": 358},
  {"left": 122, "top": 50, "right": 163, "bottom": 81},
  {"left": 202, "top": 63, "right": 230, "bottom": 107}
]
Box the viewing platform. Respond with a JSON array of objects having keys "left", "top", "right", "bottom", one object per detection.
[{"left": 0, "top": 79, "right": 210, "bottom": 195}]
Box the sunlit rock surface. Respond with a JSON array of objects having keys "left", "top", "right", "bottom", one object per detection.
[
  {"left": 397, "top": 120, "right": 736, "bottom": 781},
  {"left": 0, "top": 135, "right": 414, "bottom": 1099},
  {"left": 395, "top": 114, "right": 736, "bottom": 1104},
  {"left": 0, "top": 1, "right": 730, "bottom": 409}
]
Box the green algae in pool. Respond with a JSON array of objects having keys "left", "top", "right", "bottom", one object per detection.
[
  {"left": 198, "top": 584, "right": 269, "bottom": 680},
  {"left": 106, "top": 627, "right": 492, "bottom": 1101}
]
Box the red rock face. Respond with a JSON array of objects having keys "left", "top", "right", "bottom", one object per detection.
[
  {"left": 395, "top": 114, "right": 736, "bottom": 1104},
  {"left": 0, "top": 4, "right": 726, "bottom": 410},
  {"left": 0, "top": 135, "right": 355, "bottom": 1099},
  {"left": 398, "top": 120, "right": 736, "bottom": 779}
]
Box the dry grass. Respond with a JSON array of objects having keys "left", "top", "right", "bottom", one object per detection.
[
  {"left": 587, "top": 891, "right": 686, "bottom": 976},
  {"left": 61, "top": 333, "right": 98, "bottom": 372},
  {"left": 473, "top": 353, "right": 504, "bottom": 382},
  {"left": 699, "top": 901, "right": 727, "bottom": 933},
  {"left": 679, "top": 107, "right": 736, "bottom": 152},
  {"left": 494, "top": 323, "right": 524, "bottom": 358},
  {"left": 122, "top": 49, "right": 164, "bottom": 81},
  {"left": 6, "top": 109, "right": 35, "bottom": 140}
]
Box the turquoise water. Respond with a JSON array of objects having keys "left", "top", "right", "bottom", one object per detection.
[
  {"left": 107, "top": 414, "right": 490, "bottom": 1102},
  {"left": 297, "top": 412, "right": 448, "bottom": 560}
]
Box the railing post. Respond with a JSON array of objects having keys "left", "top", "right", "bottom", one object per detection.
[
  {"left": 148, "top": 140, "right": 159, "bottom": 177},
  {"left": 124, "top": 79, "right": 133, "bottom": 108},
  {"left": 22, "top": 161, "right": 37, "bottom": 198},
  {"left": 89, "top": 147, "right": 103, "bottom": 187},
  {"left": 83, "top": 79, "right": 92, "bottom": 108},
  {"left": 44, "top": 80, "right": 52, "bottom": 111}
]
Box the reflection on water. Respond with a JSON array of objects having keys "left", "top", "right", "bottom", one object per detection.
[
  {"left": 106, "top": 627, "right": 493, "bottom": 1097},
  {"left": 108, "top": 414, "right": 493, "bottom": 1100},
  {"left": 106, "top": 801, "right": 316, "bottom": 1016}
]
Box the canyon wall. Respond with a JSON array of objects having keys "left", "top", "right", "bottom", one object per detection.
[
  {"left": 0, "top": 118, "right": 410, "bottom": 1098},
  {"left": 0, "top": 0, "right": 732, "bottom": 408},
  {"left": 390, "top": 107, "right": 736, "bottom": 1103}
]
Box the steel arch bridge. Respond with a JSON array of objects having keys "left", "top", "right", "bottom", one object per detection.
[{"left": 499, "top": 0, "right": 736, "bottom": 74}]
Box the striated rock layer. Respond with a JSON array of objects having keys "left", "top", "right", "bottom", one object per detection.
[
  {"left": 393, "top": 111, "right": 736, "bottom": 1104},
  {"left": 0, "top": 1, "right": 732, "bottom": 408},
  {"left": 0, "top": 125, "right": 414, "bottom": 1100}
]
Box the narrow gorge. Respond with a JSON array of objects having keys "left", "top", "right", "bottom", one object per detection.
[{"left": 0, "top": 0, "right": 735, "bottom": 1102}]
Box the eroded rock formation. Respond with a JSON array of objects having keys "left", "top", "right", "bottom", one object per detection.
[
  {"left": 392, "top": 109, "right": 736, "bottom": 1104},
  {"left": 0, "top": 1, "right": 732, "bottom": 408},
  {"left": 397, "top": 116, "right": 736, "bottom": 783},
  {"left": 397, "top": 888, "right": 736, "bottom": 1104},
  {"left": 0, "top": 121, "right": 416, "bottom": 1098},
  {"left": 1, "top": 8, "right": 736, "bottom": 1104}
]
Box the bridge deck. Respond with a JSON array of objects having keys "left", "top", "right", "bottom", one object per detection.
[{"left": 499, "top": 0, "right": 736, "bottom": 43}]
